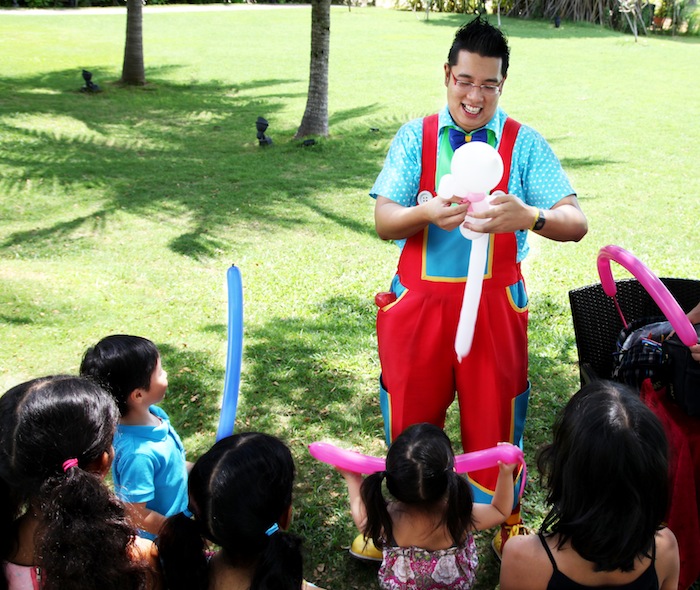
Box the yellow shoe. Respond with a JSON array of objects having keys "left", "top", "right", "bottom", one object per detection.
[
  {"left": 491, "top": 521, "right": 533, "bottom": 561},
  {"left": 349, "top": 533, "right": 383, "bottom": 562}
]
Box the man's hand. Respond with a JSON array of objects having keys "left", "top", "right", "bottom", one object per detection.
[
  {"left": 375, "top": 195, "right": 470, "bottom": 240},
  {"left": 463, "top": 193, "right": 587, "bottom": 243},
  {"left": 462, "top": 192, "right": 533, "bottom": 234}
]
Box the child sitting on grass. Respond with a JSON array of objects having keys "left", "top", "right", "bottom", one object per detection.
[
  {"left": 500, "top": 380, "right": 679, "bottom": 590},
  {"left": 0, "top": 375, "right": 160, "bottom": 590},
  {"left": 158, "top": 432, "right": 324, "bottom": 590},
  {"left": 338, "top": 423, "right": 517, "bottom": 590},
  {"left": 80, "top": 334, "right": 189, "bottom": 540}
]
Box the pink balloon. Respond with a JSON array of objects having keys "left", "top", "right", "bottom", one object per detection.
[
  {"left": 597, "top": 245, "right": 697, "bottom": 347},
  {"left": 454, "top": 443, "right": 523, "bottom": 472},
  {"left": 308, "top": 442, "right": 527, "bottom": 496},
  {"left": 308, "top": 442, "right": 385, "bottom": 474}
]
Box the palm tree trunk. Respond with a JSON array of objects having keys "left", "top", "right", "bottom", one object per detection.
[
  {"left": 295, "top": 0, "right": 330, "bottom": 138},
  {"left": 121, "top": 0, "right": 145, "bottom": 86}
]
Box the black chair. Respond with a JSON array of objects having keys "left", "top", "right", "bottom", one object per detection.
[{"left": 568, "top": 277, "right": 700, "bottom": 387}]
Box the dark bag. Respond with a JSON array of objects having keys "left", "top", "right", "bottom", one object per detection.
[
  {"left": 613, "top": 318, "right": 700, "bottom": 416},
  {"left": 612, "top": 316, "right": 669, "bottom": 389},
  {"left": 662, "top": 332, "right": 700, "bottom": 416}
]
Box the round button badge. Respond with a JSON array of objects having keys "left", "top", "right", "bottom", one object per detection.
[{"left": 416, "top": 190, "right": 433, "bottom": 205}]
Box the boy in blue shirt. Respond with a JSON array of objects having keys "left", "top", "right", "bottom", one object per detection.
[{"left": 81, "top": 334, "right": 190, "bottom": 540}]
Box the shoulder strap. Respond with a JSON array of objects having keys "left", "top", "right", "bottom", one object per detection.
[
  {"left": 419, "top": 113, "right": 439, "bottom": 194},
  {"left": 496, "top": 117, "right": 521, "bottom": 192},
  {"left": 538, "top": 532, "right": 559, "bottom": 571}
]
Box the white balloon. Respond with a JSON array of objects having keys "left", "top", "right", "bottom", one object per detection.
[
  {"left": 451, "top": 142, "right": 504, "bottom": 194},
  {"left": 455, "top": 237, "right": 488, "bottom": 361},
  {"left": 459, "top": 219, "right": 487, "bottom": 240},
  {"left": 449, "top": 143, "right": 504, "bottom": 360},
  {"left": 437, "top": 173, "right": 468, "bottom": 199}
]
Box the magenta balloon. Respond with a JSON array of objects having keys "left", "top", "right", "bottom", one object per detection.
[
  {"left": 597, "top": 245, "right": 697, "bottom": 346},
  {"left": 453, "top": 443, "right": 523, "bottom": 472},
  {"left": 308, "top": 442, "right": 386, "bottom": 474},
  {"left": 309, "top": 442, "right": 527, "bottom": 496}
]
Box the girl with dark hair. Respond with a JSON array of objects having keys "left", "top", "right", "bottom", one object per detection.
[
  {"left": 157, "top": 432, "right": 323, "bottom": 590},
  {"left": 338, "top": 423, "right": 516, "bottom": 589},
  {"left": 500, "top": 380, "right": 679, "bottom": 590},
  {"left": 0, "top": 375, "right": 160, "bottom": 590}
]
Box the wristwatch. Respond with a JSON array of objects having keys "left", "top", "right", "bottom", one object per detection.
[{"left": 532, "top": 209, "right": 546, "bottom": 231}]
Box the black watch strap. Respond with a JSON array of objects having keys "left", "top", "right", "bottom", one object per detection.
[{"left": 533, "top": 209, "right": 546, "bottom": 231}]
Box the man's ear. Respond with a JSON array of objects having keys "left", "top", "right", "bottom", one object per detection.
[{"left": 444, "top": 62, "right": 451, "bottom": 87}]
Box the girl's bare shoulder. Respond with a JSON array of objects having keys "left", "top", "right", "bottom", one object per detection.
[{"left": 500, "top": 534, "right": 552, "bottom": 590}]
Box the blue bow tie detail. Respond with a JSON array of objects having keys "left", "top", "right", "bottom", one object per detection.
[{"left": 448, "top": 127, "right": 490, "bottom": 152}]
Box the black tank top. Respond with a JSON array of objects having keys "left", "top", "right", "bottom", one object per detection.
[{"left": 538, "top": 533, "right": 659, "bottom": 590}]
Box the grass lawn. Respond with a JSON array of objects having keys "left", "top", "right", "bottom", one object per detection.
[{"left": 1, "top": 6, "right": 699, "bottom": 589}]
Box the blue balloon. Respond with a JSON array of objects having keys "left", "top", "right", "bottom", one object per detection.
[{"left": 216, "top": 265, "right": 244, "bottom": 441}]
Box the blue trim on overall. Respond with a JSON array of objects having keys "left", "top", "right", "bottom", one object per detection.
[
  {"left": 470, "top": 380, "right": 531, "bottom": 507},
  {"left": 379, "top": 375, "right": 391, "bottom": 447}
]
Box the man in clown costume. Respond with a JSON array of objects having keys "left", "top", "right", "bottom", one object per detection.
[{"left": 364, "top": 16, "right": 588, "bottom": 560}]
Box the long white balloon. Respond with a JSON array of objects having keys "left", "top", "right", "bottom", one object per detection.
[
  {"left": 447, "top": 142, "right": 504, "bottom": 362},
  {"left": 456, "top": 234, "right": 488, "bottom": 360}
]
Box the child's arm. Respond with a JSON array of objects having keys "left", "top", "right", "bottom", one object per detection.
[
  {"left": 471, "top": 460, "right": 517, "bottom": 531},
  {"left": 337, "top": 469, "right": 368, "bottom": 531},
  {"left": 126, "top": 502, "right": 167, "bottom": 538}
]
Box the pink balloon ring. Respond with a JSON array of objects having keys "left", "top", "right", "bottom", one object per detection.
[
  {"left": 308, "top": 442, "right": 527, "bottom": 497},
  {"left": 597, "top": 245, "right": 697, "bottom": 346}
]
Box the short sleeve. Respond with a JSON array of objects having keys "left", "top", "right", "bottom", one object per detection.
[
  {"left": 510, "top": 125, "right": 575, "bottom": 209},
  {"left": 113, "top": 451, "right": 157, "bottom": 504},
  {"left": 370, "top": 118, "right": 423, "bottom": 207}
]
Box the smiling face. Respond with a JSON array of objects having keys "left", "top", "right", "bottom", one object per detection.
[{"left": 444, "top": 50, "right": 505, "bottom": 133}]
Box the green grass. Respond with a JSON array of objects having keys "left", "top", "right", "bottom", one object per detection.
[{"left": 1, "top": 6, "right": 699, "bottom": 589}]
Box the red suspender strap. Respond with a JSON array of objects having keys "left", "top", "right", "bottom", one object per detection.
[
  {"left": 497, "top": 117, "right": 521, "bottom": 190},
  {"left": 419, "top": 114, "right": 439, "bottom": 194}
]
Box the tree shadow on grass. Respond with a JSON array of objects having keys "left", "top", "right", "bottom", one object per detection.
[
  {"left": 156, "top": 342, "right": 225, "bottom": 456},
  {"left": 0, "top": 67, "right": 384, "bottom": 261},
  {"left": 227, "top": 291, "right": 383, "bottom": 589},
  {"left": 238, "top": 292, "right": 380, "bottom": 438}
]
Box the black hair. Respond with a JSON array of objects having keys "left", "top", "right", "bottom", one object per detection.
[
  {"left": 0, "top": 375, "right": 151, "bottom": 590},
  {"left": 158, "top": 432, "right": 303, "bottom": 590},
  {"left": 80, "top": 334, "right": 160, "bottom": 416},
  {"left": 361, "top": 423, "right": 474, "bottom": 548},
  {"left": 538, "top": 380, "right": 669, "bottom": 572},
  {"left": 448, "top": 16, "right": 510, "bottom": 78}
]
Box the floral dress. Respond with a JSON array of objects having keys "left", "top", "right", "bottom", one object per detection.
[{"left": 378, "top": 533, "right": 478, "bottom": 590}]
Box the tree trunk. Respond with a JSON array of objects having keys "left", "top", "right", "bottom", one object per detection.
[
  {"left": 121, "top": 0, "right": 145, "bottom": 86},
  {"left": 295, "top": 0, "right": 330, "bottom": 138}
]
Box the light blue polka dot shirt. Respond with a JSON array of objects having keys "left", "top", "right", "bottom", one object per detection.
[{"left": 370, "top": 105, "right": 576, "bottom": 262}]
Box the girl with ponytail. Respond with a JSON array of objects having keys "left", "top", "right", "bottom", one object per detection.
[
  {"left": 0, "top": 375, "right": 160, "bottom": 590},
  {"left": 338, "top": 423, "right": 516, "bottom": 590},
  {"left": 157, "top": 433, "right": 323, "bottom": 590}
]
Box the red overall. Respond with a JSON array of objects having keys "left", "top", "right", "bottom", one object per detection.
[{"left": 377, "top": 114, "right": 529, "bottom": 501}]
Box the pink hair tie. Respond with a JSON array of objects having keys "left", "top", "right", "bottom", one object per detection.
[{"left": 62, "top": 458, "right": 79, "bottom": 472}]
